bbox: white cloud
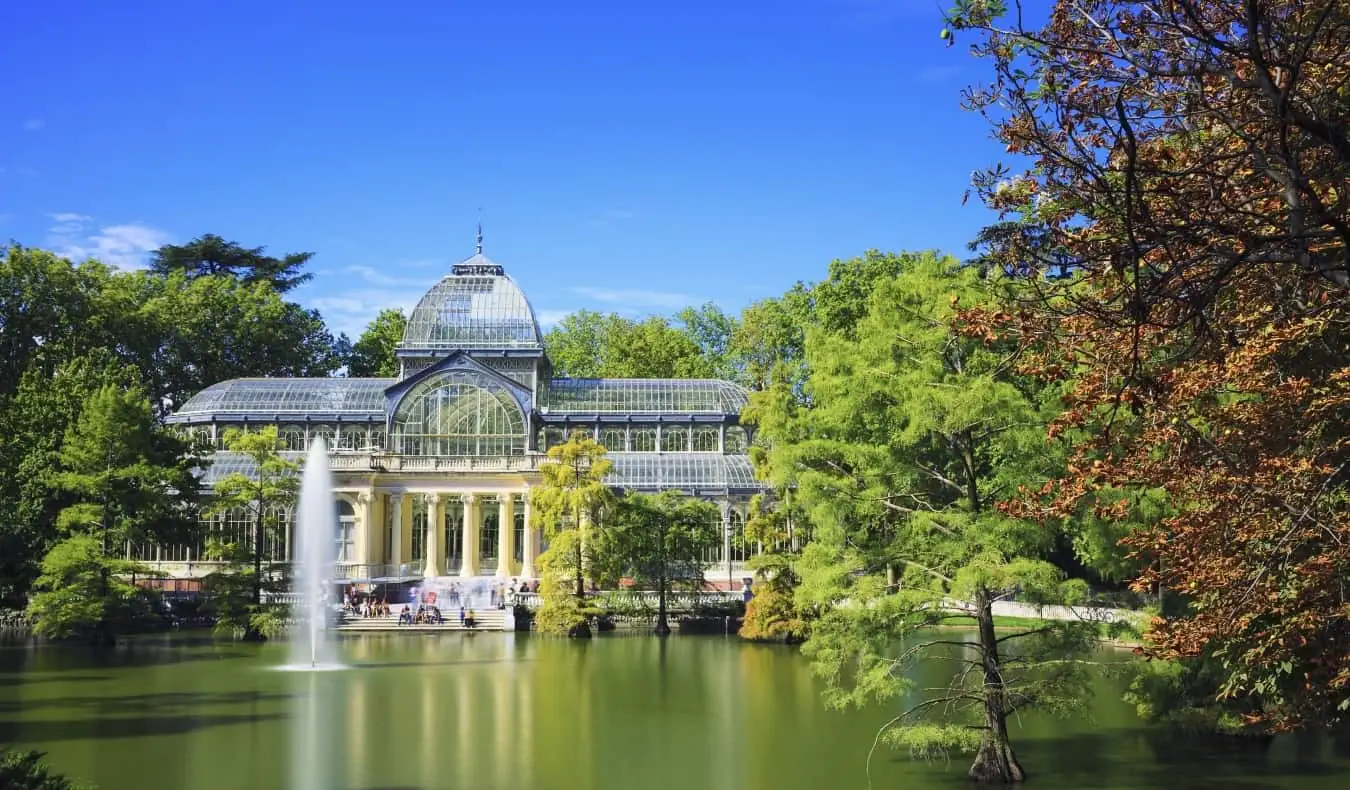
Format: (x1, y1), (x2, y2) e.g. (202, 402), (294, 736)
(569, 286), (700, 310)
(47, 213), (170, 270)
(533, 309), (574, 328)
(340, 265), (433, 288)
(22, 119), (44, 132)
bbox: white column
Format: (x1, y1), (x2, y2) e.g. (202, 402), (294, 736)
(356, 491), (374, 566)
(520, 491), (537, 579)
(460, 494), (481, 577)
(720, 499), (733, 591)
(390, 493), (404, 571)
(497, 493), (515, 578)
(425, 493), (443, 577)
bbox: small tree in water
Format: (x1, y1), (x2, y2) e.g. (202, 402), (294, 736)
(529, 432), (613, 637)
(753, 252), (1104, 782)
(203, 426), (298, 641)
(607, 491), (719, 635)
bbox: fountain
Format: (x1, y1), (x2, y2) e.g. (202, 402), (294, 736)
(285, 438), (343, 671)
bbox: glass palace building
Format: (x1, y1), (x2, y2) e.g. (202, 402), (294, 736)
(155, 244), (765, 587)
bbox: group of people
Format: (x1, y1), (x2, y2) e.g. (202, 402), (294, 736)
(397, 603), (477, 628)
(343, 593), (389, 618)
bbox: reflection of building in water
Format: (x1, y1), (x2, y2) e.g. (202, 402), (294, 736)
(147, 233), (767, 588)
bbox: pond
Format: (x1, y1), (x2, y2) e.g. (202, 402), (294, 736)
(1, 632), (1347, 790)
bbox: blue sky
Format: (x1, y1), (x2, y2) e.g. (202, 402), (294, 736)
(1, 0), (1033, 339)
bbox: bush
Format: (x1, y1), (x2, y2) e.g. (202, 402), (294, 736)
(739, 587), (807, 643)
(0, 750), (94, 790)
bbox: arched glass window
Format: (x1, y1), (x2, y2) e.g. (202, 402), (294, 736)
(542, 427), (565, 451)
(728, 510), (750, 562)
(629, 426), (656, 452)
(337, 426), (362, 451)
(336, 500), (356, 562)
(692, 426), (720, 452)
(279, 426), (306, 452)
(311, 425), (336, 451)
(444, 499), (464, 567)
(661, 426), (689, 452)
(725, 426), (748, 454)
(599, 427), (626, 453)
(367, 428), (385, 451)
(391, 371), (526, 456)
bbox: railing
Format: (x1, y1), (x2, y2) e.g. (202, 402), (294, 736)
(332, 562), (425, 580)
(327, 454), (544, 473)
(512, 589), (742, 612)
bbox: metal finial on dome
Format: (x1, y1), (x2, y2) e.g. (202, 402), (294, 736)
(475, 219), (483, 255)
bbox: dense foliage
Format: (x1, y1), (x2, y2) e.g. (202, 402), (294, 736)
(0, 750), (93, 790)
(950, 0), (1350, 730)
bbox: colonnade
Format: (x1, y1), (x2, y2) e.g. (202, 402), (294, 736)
(350, 490), (539, 580)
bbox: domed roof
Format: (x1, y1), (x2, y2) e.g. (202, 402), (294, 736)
(400, 246), (544, 352)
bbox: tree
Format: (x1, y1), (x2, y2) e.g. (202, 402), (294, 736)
(544, 310), (615, 378)
(529, 432), (614, 637)
(608, 491), (720, 635)
(0, 750), (93, 790)
(949, 0), (1350, 729)
(25, 381), (200, 643)
(345, 308), (406, 377)
(675, 303), (741, 381)
(149, 233), (314, 292)
(544, 311), (717, 379)
(0, 246), (342, 606)
(730, 285), (811, 392)
(140, 273), (342, 412)
(204, 426), (299, 641)
(737, 492), (809, 643)
(755, 252), (1097, 783)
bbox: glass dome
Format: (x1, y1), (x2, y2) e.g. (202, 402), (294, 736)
(400, 253), (544, 351)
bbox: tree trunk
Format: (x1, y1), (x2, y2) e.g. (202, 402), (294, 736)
(654, 574), (671, 636)
(969, 587), (1026, 784)
(244, 502), (266, 642)
(253, 504), (264, 607)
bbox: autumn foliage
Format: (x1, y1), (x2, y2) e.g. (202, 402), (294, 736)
(950, 0), (1350, 728)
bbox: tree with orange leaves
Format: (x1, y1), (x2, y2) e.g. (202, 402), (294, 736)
(948, 0), (1350, 730)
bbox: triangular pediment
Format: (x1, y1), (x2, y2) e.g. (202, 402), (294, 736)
(383, 351), (534, 418)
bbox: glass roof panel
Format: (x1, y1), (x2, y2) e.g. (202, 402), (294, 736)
(197, 451), (764, 491)
(605, 453), (763, 491)
(171, 378), (393, 420)
(401, 257), (544, 350)
(544, 379), (749, 415)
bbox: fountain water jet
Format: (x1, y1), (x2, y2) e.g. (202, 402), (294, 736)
(282, 438), (343, 671)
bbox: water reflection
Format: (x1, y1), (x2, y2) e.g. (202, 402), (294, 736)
(1, 633), (1349, 790)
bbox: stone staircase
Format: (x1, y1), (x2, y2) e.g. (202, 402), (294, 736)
(335, 609), (509, 633)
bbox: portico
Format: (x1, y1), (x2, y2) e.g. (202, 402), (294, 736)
(340, 487), (539, 583)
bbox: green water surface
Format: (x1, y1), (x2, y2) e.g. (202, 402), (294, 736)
(1, 632), (1347, 790)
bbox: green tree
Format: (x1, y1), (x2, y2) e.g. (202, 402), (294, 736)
(345, 308), (407, 377)
(738, 492), (808, 643)
(544, 311), (717, 379)
(204, 426), (299, 641)
(607, 491), (720, 635)
(0, 245), (342, 606)
(0, 750), (93, 790)
(675, 303), (740, 381)
(141, 273), (341, 412)
(543, 310), (615, 378)
(149, 233), (314, 292)
(529, 432), (614, 637)
(730, 285), (811, 393)
(25, 381), (199, 643)
(756, 252), (1097, 783)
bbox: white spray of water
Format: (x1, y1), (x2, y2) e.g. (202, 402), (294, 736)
(288, 438), (342, 670)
